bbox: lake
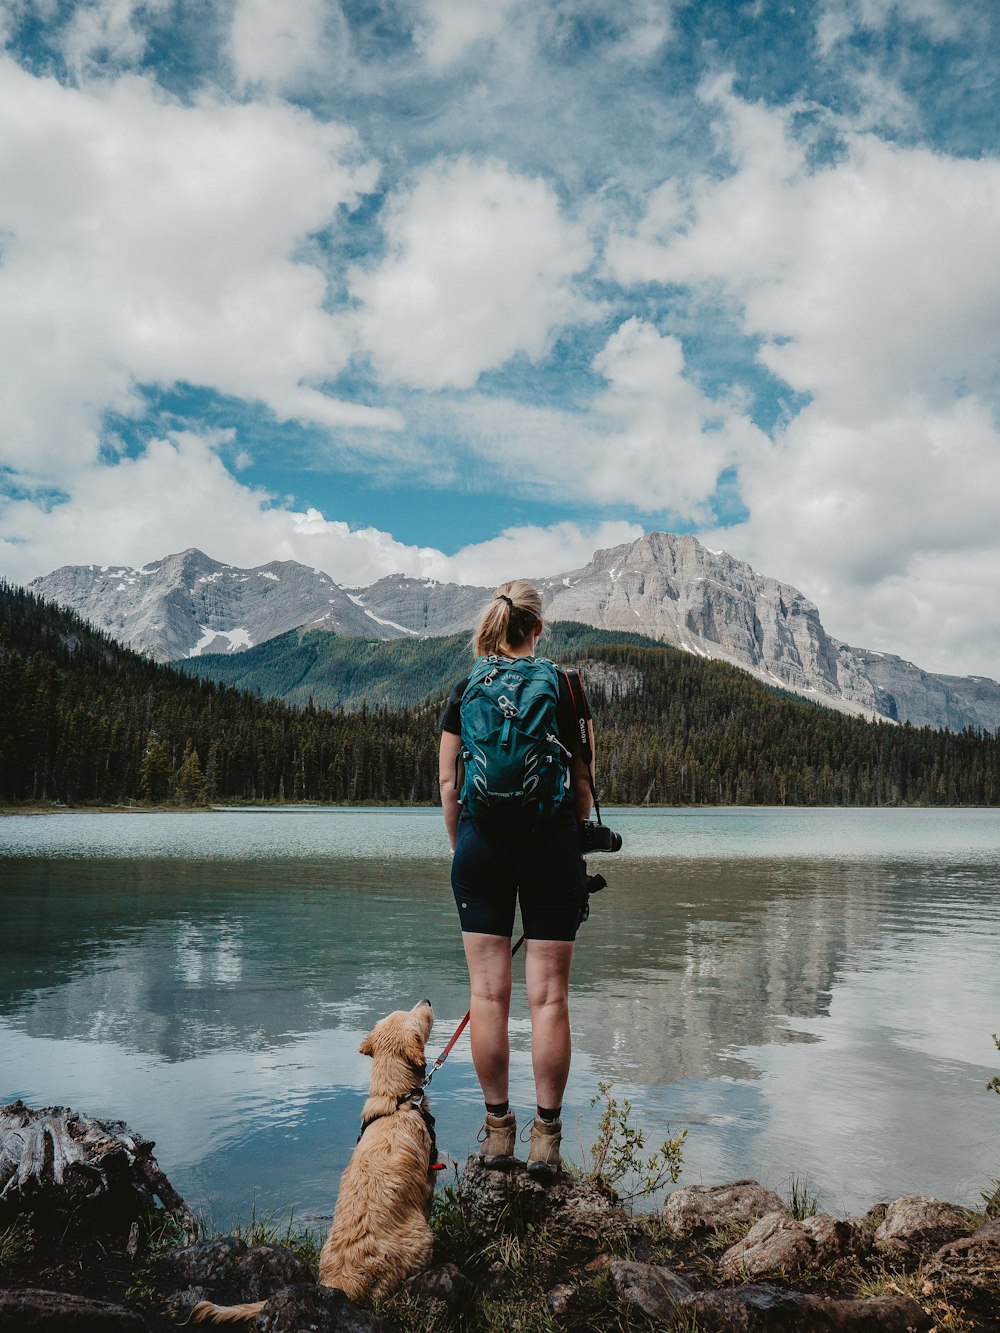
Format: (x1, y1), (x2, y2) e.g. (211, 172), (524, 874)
(2, 806), (999, 1228)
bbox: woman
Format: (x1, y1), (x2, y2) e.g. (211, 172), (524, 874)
(438, 579), (596, 1178)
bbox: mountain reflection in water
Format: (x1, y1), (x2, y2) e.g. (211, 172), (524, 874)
(2, 807), (998, 1221)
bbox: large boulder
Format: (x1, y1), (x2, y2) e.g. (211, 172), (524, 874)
(150, 1235), (248, 1292)
(608, 1259), (695, 1321)
(255, 1284), (388, 1333)
(719, 1212), (870, 1277)
(0, 1288), (147, 1330)
(664, 1180), (787, 1234)
(152, 1238), (313, 1320)
(402, 1262), (471, 1311)
(924, 1215), (1000, 1294)
(456, 1157), (630, 1254)
(874, 1196), (970, 1259)
(688, 1285), (933, 1332)
(229, 1244), (314, 1299)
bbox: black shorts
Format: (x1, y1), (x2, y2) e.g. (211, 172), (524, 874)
(451, 808), (588, 942)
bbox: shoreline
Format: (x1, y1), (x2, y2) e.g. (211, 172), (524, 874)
(5, 799), (1000, 818)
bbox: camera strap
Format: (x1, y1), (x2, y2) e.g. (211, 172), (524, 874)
(562, 668), (602, 825)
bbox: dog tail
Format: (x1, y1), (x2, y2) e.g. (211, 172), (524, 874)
(188, 1298), (266, 1323)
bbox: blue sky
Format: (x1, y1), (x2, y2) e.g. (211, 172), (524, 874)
(0, 0), (999, 674)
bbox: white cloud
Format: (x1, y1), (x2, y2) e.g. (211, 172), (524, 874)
(441, 519), (645, 586)
(351, 156), (593, 389)
(0, 429), (639, 592)
(608, 83), (1000, 675)
(412, 0), (520, 70)
(56, 0), (167, 77)
(841, 64), (919, 134)
(712, 396), (1000, 674)
(816, 0), (964, 55)
(610, 84), (1000, 423)
(228, 0), (351, 91)
(0, 57), (393, 486)
(433, 318), (767, 520)
(0, 431), (442, 586)
(411, 0), (675, 70)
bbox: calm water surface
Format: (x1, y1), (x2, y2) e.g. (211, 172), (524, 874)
(2, 807), (999, 1225)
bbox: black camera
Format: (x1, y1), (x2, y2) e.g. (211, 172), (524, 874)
(578, 820), (623, 854)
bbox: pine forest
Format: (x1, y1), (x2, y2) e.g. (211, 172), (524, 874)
(1, 580), (998, 809)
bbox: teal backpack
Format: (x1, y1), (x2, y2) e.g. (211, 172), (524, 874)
(459, 655), (571, 829)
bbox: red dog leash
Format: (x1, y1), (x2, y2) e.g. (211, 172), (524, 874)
(423, 934), (526, 1091)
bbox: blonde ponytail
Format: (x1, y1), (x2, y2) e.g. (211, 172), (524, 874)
(473, 579), (542, 658)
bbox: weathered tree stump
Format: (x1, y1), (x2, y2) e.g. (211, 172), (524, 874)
(0, 1100), (197, 1242)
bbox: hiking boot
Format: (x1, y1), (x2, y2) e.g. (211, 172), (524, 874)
(526, 1116), (561, 1180)
(478, 1111), (517, 1169)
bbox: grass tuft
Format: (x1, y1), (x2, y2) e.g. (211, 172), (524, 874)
(0, 1217), (35, 1274)
(853, 1263), (977, 1332)
(197, 1197), (322, 1271)
(785, 1175), (819, 1220)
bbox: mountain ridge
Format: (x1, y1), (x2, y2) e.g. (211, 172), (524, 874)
(29, 533), (1000, 732)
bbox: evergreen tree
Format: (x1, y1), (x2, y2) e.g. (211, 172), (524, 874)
(174, 741), (206, 806)
(139, 734), (173, 804)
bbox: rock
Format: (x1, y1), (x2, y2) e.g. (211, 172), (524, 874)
(828, 1296), (934, 1331)
(403, 1262), (471, 1310)
(483, 1258), (516, 1295)
(687, 1285), (815, 1331)
(688, 1285), (932, 1331)
(874, 1195), (970, 1258)
(228, 1244), (313, 1298)
(720, 1212), (869, 1277)
(256, 1283), (388, 1333)
(608, 1259), (694, 1321)
(0, 1287), (147, 1330)
(664, 1180), (788, 1234)
(160, 1286), (211, 1321)
(456, 1157), (630, 1255)
(584, 1252), (615, 1273)
(151, 1235), (248, 1290)
(545, 1282), (577, 1316)
(924, 1215), (1000, 1292)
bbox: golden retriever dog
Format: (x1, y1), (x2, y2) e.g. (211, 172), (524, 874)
(190, 999), (437, 1323)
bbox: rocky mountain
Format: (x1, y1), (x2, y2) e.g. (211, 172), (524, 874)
(345, 574), (492, 637)
(28, 549), (414, 662)
(358, 532), (1000, 732)
(29, 533), (1000, 732)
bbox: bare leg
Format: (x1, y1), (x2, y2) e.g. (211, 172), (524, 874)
(461, 932), (513, 1105)
(524, 939), (574, 1108)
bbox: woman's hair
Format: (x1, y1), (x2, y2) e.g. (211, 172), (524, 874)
(473, 579), (543, 658)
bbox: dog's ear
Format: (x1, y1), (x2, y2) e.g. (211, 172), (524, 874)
(359, 1030), (376, 1057)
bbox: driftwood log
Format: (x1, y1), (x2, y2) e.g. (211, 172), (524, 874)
(0, 1100), (198, 1242)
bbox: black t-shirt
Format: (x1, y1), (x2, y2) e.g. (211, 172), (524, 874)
(440, 660), (590, 756)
